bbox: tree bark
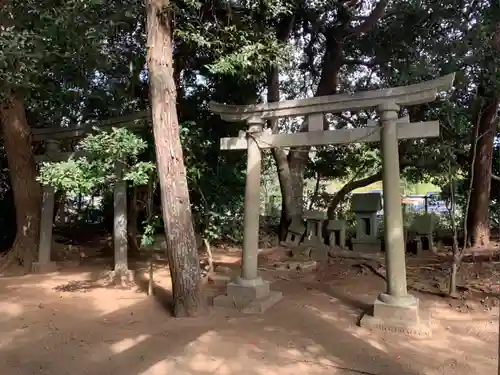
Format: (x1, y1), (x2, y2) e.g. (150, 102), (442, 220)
(327, 171), (383, 218)
(127, 185), (141, 257)
(466, 97), (498, 248)
(0, 94), (41, 272)
(146, 0), (205, 317)
(267, 66), (296, 240)
(466, 14), (500, 249)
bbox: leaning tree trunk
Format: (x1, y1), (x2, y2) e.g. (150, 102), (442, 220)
(146, 0), (205, 317)
(467, 97), (498, 248)
(0, 94), (41, 272)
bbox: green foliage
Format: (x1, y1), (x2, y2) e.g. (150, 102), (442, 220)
(174, 0), (293, 81)
(140, 215), (162, 248)
(38, 128), (155, 195)
(3, 0), (500, 246)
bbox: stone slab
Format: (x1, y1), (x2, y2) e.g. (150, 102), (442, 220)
(359, 295), (431, 338)
(273, 260), (317, 272)
(208, 273), (231, 286)
(291, 246), (312, 259)
(310, 248), (328, 261)
(327, 219), (346, 231)
(213, 291), (283, 314)
(303, 210), (327, 221)
(359, 309), (432, 338)
(412, 214), (436, 234)
(31, 261), (58, 273)
(226, 281), (270, 300)
(373, 297), (419, 323)
(351, 192), (382, 213)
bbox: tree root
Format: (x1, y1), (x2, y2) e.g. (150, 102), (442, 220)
(203, 238), (214, 274)
(0, 239), (35, 273)
(0, 247), (23, 271)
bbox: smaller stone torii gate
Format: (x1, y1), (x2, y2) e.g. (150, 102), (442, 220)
(31, 112), (148, 277)
(210, 73), (455, 335)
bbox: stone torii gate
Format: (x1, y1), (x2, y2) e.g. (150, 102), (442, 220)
(31, 112), (148, 277)
(210, 73), (455, 335)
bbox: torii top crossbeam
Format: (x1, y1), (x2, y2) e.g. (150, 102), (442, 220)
(209, 74), (455, 122)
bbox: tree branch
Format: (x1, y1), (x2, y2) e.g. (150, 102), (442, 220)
(347, 0), (388, 37)
(492, 174), (500, 181)
(326, 170), (382, 218)
(343, 58), (383, 67)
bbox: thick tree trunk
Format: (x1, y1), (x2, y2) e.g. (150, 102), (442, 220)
(467, 97), (498, 248)
(267, 67), (297, 240)
(284, 36), (344, 223)
(277, 2), (387, 233)
(146, 0), (204, 317)
(0, 94), (41, 271)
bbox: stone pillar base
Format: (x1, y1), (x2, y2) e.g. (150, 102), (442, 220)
(351, 238), (381, 253)
(31, 261), (58, 273)
(213, 278), (282, 313)
(359, 294), (431, 338)
(108, 269), (135, 286)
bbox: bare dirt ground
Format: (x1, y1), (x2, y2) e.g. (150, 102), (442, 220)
(0, 245), (498, 375)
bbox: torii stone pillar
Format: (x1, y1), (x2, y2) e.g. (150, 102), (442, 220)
(31, 139), (59, 273)
(32, 139), (60, 273)
(359, 103), (430, 337)
(112, 162), (131, 282)
(213, 119), (283, 312)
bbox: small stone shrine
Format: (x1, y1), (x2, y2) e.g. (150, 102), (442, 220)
(411, 214), (436, 255)
(303, 210), (326, 245)
(327, 219), (347, 250)
(303, 210), (329, 261)
(351, 192), (382, 253)
(282, 218), (306, 247)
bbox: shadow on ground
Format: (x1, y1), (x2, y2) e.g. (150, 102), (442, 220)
(0, 261), (497, 375)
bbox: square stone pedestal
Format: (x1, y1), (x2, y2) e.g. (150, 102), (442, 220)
(351, 238), (381, 254)
(213, 279), (282, 314)
(31, 261), (58, 273)
(359, 294), (431, 338)
(108, 269), (135, 286)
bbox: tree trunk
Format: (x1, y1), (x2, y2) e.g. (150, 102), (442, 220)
(0, 94), (41, 272)
(53, 190), (64, 224)
(127, 185), (141, 257)
(275, 2), (388, 234)
(467, 97), (498, 248)
(146, 0), (205, 317)
(327, 171), (383, 218)
(267, 66), (297, 240)
(284, 36), (344, 224)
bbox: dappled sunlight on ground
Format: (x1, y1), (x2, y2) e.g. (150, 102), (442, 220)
(0, 249), (498, 375)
